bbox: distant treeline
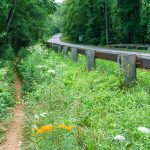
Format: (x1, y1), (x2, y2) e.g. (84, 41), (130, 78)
(61, 0), (150, 45)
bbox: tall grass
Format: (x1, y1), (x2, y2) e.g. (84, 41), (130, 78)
(0, 60), (14, 143)
(19, 44), (150, 150)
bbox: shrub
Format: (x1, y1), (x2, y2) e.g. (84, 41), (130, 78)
(0, 60), (14, 121)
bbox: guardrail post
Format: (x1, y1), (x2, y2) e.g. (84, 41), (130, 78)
(48, 43), (52, 48)
(148, 47), (150, 50)
(51, 44), (55, 50)
(71, 48), (78, 62)
(135, 45), (138, 49)
(86, 51), (95, 71)
(55, 44), (59, 52)
(63, 46), (69, 57)
(58, 45), (62, 53)
(118, 54), (136, 84)
(52, 44), (57, 52)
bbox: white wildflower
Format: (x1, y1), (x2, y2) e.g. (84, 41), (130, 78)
(40, 113), (47, 118)
(0, 68), (8, 76)
(34, 114), (39, 120)
(32, 125), (37, 129)
(36, 65), (43, 69)
(36, 65), (47, 69)
(40, 114), (45, 117)
(18, 141), (22, 147)
(48, 69), (56, 74)
(138, 127), (150, 134)
(114, 135), (125, 142)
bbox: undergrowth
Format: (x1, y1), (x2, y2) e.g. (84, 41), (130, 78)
(0, 60), (14, 144)
(18, 44), (150, 150)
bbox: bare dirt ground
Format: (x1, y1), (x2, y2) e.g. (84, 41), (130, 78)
(0, 74), (24, 150)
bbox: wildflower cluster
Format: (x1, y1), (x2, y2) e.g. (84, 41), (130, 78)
(33, 124), (75, 136)
(34, 125), (54, 134)
(137, 127), (150, 134)
(36, 65), (47, 69)
(114, 126), (150, 142)
(58, 124), (74, 131)
(34, 113), (47, 120)
(48, 69), (56, 75)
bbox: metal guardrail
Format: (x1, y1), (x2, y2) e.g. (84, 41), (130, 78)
(109, 44), (150, 50)
(44, 41), (150, 85)
(45, 42), (150, 69)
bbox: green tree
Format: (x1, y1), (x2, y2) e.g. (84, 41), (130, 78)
(0, 0), (56, 56)
(140, 0), (150, 43)
(117, 0), (141, 43)
(61, 0), (106, 45)
(61, 0), (149, 45)
(0, 0), (11, 39)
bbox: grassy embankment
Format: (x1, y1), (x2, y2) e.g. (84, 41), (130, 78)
(0, 60), (14, 144)
(18, 44), (150, 149)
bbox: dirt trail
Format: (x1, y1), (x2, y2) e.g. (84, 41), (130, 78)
(0, 73), (24, 150)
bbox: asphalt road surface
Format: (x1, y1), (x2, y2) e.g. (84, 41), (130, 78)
(48, 34), (150, 59)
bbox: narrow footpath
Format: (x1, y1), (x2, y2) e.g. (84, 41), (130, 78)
(0, 69), (24, 150)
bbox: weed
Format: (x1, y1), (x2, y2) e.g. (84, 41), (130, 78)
(19, 44), (150, 150)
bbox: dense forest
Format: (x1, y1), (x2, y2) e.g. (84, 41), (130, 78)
(0, 0), (56, 57)
(1, 0), (150, 58)
(61, 0), (150, 45)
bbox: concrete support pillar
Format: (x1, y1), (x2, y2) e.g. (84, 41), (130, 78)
(63, 46), (69, 57)
(118, 54), (136, 84)
(86, 51), (96, 71)
(71, 48), (78, 62)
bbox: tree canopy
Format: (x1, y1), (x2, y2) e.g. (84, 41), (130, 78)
(0, 0), (149, 58)
(61, 0), (150, 45)
(0, 0), (56, 56)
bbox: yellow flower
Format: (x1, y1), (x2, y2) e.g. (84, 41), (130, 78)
(65, 126), (74, 131)
(35, 125), (54, 134)
(58, 124), (66, 129)
(34, 127), (39, 131)
(40, 125), (53, 132)
(58, 124), (74, 131)
(37, 129), (43, 134)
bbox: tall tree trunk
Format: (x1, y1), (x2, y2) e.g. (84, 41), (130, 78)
(5, 0), (16, 32)
(105, 0), (109, 45)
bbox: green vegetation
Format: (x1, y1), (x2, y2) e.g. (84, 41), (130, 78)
(0, 60), (14, 143)
(60, 35), (77, 44)
(0, 0), (149, 149)
(61, 0), (150, 45)
(0, 0), (57, 56)
(1, 0), (149, 53)
(18, 45), (150, 149)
